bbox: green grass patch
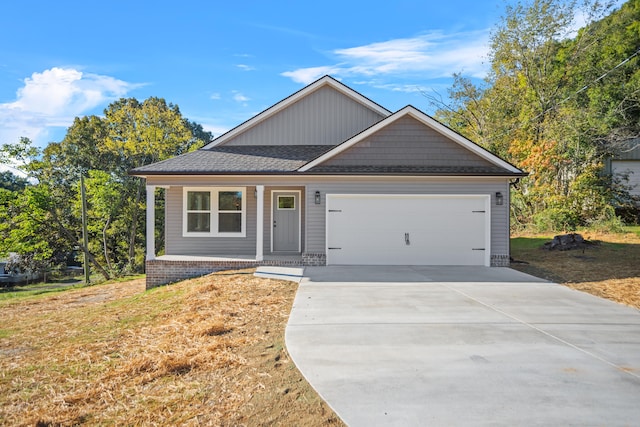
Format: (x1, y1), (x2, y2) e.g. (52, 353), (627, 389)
(625, 225), (640, 237)
(510, 236), (550, 251)
(0, 274), (145, 303)
(0, 284), (83, 303)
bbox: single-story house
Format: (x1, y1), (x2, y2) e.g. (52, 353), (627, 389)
(132, 76), (527, 288)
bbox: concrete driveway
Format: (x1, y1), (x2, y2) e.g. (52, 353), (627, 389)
(285, 266), (640, 426)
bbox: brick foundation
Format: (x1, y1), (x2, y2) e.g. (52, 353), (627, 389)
(301, 252), (327, 266)
(145, 256), (315, 289)
(491, 254), (510, 267)
(146, 253), (509, 289)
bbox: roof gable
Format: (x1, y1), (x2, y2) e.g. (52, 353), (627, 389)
(299, 106), (524, 175)
(203, 76), (390, 148)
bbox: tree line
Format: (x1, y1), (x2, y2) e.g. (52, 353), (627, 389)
(431, 0), (640, 230)
(0, 98), (211, 280)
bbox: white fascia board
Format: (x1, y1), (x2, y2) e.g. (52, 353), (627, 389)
(203, 76), (391, 149)
(299, 105), (523, 174)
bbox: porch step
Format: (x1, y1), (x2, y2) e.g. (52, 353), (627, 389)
(254, 266), (305, 283)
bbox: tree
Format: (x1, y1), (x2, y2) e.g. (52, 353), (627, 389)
(0, 97), (211, 278)
(433, 0), (638, 230)
(0, 171), (28, 191)
(102, 97), (206, 271)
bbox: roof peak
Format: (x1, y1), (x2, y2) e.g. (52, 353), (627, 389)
(203, 75), (391, 149)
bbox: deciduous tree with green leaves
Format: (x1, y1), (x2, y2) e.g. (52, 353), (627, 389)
(0, 97), (211, 280)
(434, 0), (640, 230)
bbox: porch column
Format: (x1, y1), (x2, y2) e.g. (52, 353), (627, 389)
(256, 185), (264, 261)
(146, 185), (155, 261)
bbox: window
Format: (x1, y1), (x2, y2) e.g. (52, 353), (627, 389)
(218, 191), (243, 232)
(277, 195), (295, 210)
(183, 187), (246, 237)
(186, 191), (211, 232)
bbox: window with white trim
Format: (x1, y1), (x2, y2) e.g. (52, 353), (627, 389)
(183, 187), (246, 237)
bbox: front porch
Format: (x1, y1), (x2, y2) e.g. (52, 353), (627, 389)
(145, 254), (313, 289)
(144, 184), (325, 288)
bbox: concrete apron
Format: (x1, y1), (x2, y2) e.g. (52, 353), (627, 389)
(285, 266), (640, 427)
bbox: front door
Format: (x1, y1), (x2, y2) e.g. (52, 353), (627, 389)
(273, 192), (300, 252)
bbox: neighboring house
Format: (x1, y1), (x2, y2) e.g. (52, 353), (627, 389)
(132, 76), (527, 288)
(605, 138), (640, 198)
(0, 257), (41, 286)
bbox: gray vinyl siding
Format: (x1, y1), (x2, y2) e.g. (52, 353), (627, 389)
(305, 178), (510, 259)
(153, 176), (511, 260)
(323, 116), (496, 168)
(165, 186), (257, 256)
(223, 86), (385, 146)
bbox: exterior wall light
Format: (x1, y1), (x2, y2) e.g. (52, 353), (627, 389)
(495, 191), (504, 205)
(315, 191), (321, 204)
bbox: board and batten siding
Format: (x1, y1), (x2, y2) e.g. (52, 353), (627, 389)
(223, 86), (385, 146)
(165, 186), (257, 256)
(305, 179), (511, 261)
(322, 116), (496, 168)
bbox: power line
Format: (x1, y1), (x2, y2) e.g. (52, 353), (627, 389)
(486, 46), (640, 143)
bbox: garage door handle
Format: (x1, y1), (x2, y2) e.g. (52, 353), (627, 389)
(405, 233), (410, 245)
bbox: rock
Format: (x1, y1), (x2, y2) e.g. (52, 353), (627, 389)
(543, 233), (595, 251)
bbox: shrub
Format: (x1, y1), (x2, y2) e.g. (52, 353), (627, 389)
(532, 207), (580, 232)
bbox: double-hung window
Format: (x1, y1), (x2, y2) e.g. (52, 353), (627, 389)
(183, 187), (246, 237)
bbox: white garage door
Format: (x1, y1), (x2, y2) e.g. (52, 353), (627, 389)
(326, 194), (490, 266)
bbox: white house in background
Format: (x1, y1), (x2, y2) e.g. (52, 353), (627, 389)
(607, 138), (640, 198)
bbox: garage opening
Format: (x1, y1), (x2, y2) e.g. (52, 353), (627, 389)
(326, 194), (490, 266)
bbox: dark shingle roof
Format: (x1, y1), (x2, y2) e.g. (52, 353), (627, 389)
(131, 145), (333, 175)
(131, 144), (526, 177)
(303, 165), (525, 176)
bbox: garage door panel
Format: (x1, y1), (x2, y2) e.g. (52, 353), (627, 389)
(326, 195), (489, 266)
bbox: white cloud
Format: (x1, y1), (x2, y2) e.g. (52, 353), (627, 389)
(0, 163), (28, 178)
(281, 66), (343, 85)
(210, 92), (221, 100)
(236, 64), (255, 71)
(201, 123), (231, 139)
(233, 92), (250, 103)
(281, 31), (491, 85)
(0, 67), (139, 147)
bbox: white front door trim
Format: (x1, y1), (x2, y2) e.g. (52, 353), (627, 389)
(270, 190), (302, 253)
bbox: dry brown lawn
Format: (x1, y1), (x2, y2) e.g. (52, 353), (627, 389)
(510, 230), (640, 309)
(0, 271), (344, 426)
(2, 231), (638, 425)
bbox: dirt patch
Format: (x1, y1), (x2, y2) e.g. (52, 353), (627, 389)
(0, 272), (344, 426)
(511, 231), (640, 309)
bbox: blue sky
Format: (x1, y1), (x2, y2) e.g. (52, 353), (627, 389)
(0, 0), (552, 154)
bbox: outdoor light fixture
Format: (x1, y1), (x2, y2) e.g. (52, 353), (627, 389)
(495, 191), (504, 205)
(315, 191), (321, 204)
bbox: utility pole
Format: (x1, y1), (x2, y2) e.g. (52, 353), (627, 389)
(80, 174), (90, 284)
